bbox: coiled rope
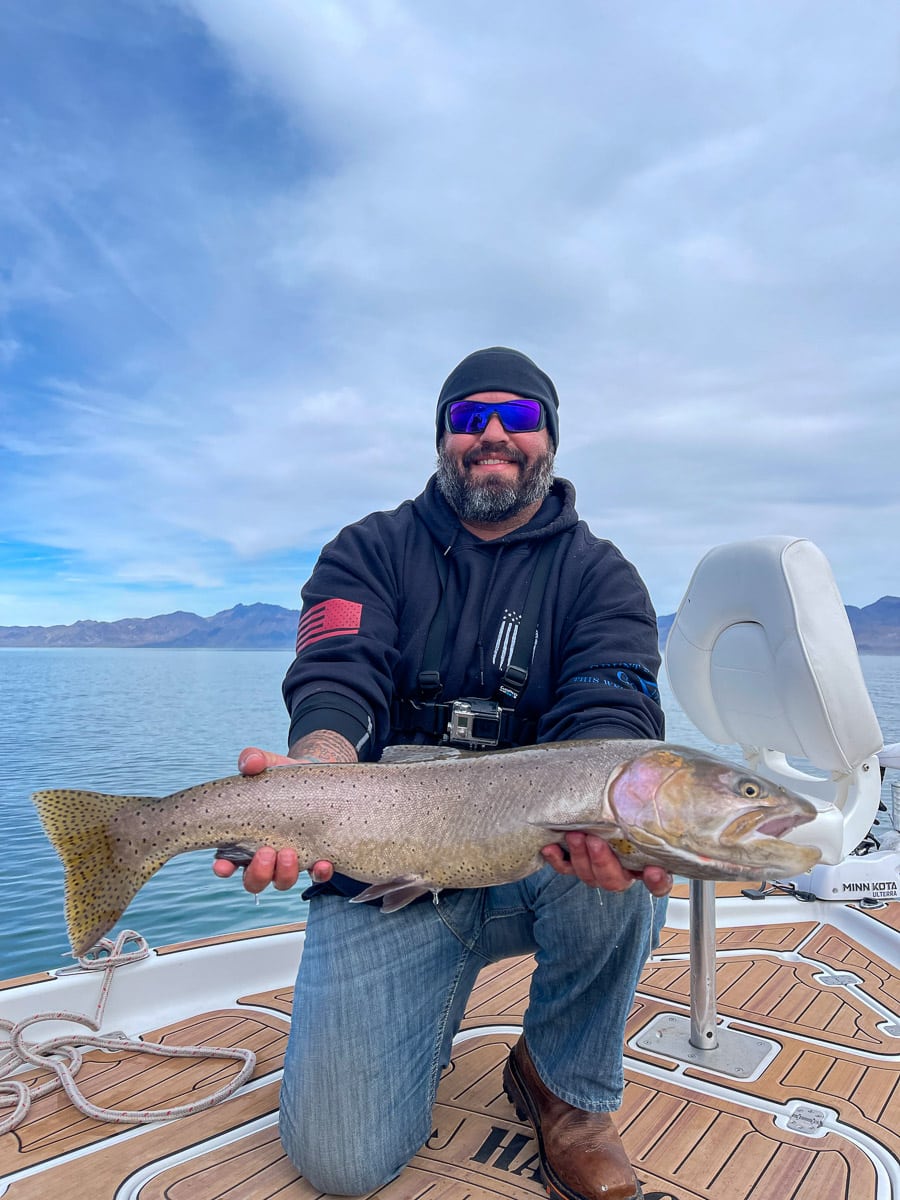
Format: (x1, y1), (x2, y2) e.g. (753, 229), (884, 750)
(0, 931), (257, 1134)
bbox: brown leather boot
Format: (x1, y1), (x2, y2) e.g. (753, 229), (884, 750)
(502, 1037), (643, 1200)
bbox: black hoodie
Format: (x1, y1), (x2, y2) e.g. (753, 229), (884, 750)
(282, 475), (664, 760)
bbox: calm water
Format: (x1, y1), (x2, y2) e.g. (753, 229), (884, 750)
(1, 649), (898, 979)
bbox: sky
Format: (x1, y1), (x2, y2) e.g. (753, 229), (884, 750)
(1, 0), (898, 628)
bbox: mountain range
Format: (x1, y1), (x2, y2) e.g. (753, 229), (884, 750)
(1, 597), (899, 653)
(0, 603), (298, 649)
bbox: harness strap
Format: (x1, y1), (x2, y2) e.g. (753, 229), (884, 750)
(399, 536), (558, 746)
(497, 538), (556, 702)
(416, 544), (450, 699)
(416, 537), (557, 703)
(390, 698), (537, 747)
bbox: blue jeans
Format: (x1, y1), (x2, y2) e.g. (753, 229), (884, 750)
(279, 867), (667, 1195)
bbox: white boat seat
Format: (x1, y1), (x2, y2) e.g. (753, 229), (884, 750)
(665, 535), (884, 865)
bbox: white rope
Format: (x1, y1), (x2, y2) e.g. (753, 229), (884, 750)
(0, 930), (257, 1134)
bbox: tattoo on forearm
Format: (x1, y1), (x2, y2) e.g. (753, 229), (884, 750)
(290, 730), (358, 763)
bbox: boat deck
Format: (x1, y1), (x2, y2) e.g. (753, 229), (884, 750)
(2, 887), (899, 1199)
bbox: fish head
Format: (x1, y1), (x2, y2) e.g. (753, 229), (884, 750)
(607, 745), (822, 878)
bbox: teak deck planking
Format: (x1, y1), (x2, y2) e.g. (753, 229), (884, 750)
(2, 899), (898, 1200)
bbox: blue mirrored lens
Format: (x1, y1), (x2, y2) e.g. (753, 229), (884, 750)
(447, 399), (544, 434)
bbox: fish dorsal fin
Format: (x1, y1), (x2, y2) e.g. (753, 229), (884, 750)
(378, 744), (469, 764)
(350, 876), (438, 910)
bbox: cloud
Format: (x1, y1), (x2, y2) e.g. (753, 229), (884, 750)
(1, 0), (898, 625)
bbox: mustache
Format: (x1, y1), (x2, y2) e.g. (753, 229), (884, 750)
(462, 443), (526, 468)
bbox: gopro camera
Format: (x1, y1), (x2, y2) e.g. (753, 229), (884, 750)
(446, 698), (503, 747)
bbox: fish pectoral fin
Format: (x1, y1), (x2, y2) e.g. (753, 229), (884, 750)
(536, 822), (651, 866)
(536, 820), (621, 838)
(350, 876), (438, 911)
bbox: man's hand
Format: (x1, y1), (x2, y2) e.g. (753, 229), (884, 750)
(542, 833), (673, 898)
(212, 743), (339, 893)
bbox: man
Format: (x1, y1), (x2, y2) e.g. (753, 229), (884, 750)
(216, 347), (670, 1200)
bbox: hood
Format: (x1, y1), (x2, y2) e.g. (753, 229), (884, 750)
(413, 474), (579, 553)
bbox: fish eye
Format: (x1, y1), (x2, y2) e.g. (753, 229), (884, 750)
(737, 778), (763, 799)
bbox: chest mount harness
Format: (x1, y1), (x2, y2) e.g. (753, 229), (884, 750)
(391, 538), (557, 749)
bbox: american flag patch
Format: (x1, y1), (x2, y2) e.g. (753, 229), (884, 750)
(296, 598), (363, 654)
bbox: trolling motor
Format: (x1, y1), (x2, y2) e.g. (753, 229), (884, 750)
(778, 742), (900, 904)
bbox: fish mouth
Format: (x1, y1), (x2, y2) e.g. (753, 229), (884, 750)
(721, 806), (814, 843)
(756, 813), (810, 838)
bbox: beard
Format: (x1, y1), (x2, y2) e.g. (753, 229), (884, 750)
(435, 441), (556, 524)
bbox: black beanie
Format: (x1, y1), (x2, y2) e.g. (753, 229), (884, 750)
(436, 346), (560, 447)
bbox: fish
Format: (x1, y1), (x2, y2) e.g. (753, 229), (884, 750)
(31, 739), (823, 957)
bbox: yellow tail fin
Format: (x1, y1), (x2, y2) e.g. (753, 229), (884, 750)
(32, 788), (164, 957)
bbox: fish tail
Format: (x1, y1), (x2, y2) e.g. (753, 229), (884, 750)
(32, 787), (161, 958)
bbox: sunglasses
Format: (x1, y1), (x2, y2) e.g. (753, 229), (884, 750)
(445, 398), (546, 435)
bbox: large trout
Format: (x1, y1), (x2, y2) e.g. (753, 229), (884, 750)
(33, 739), (822, 956)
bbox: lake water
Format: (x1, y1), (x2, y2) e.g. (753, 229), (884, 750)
(1, 648), (898, 980)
